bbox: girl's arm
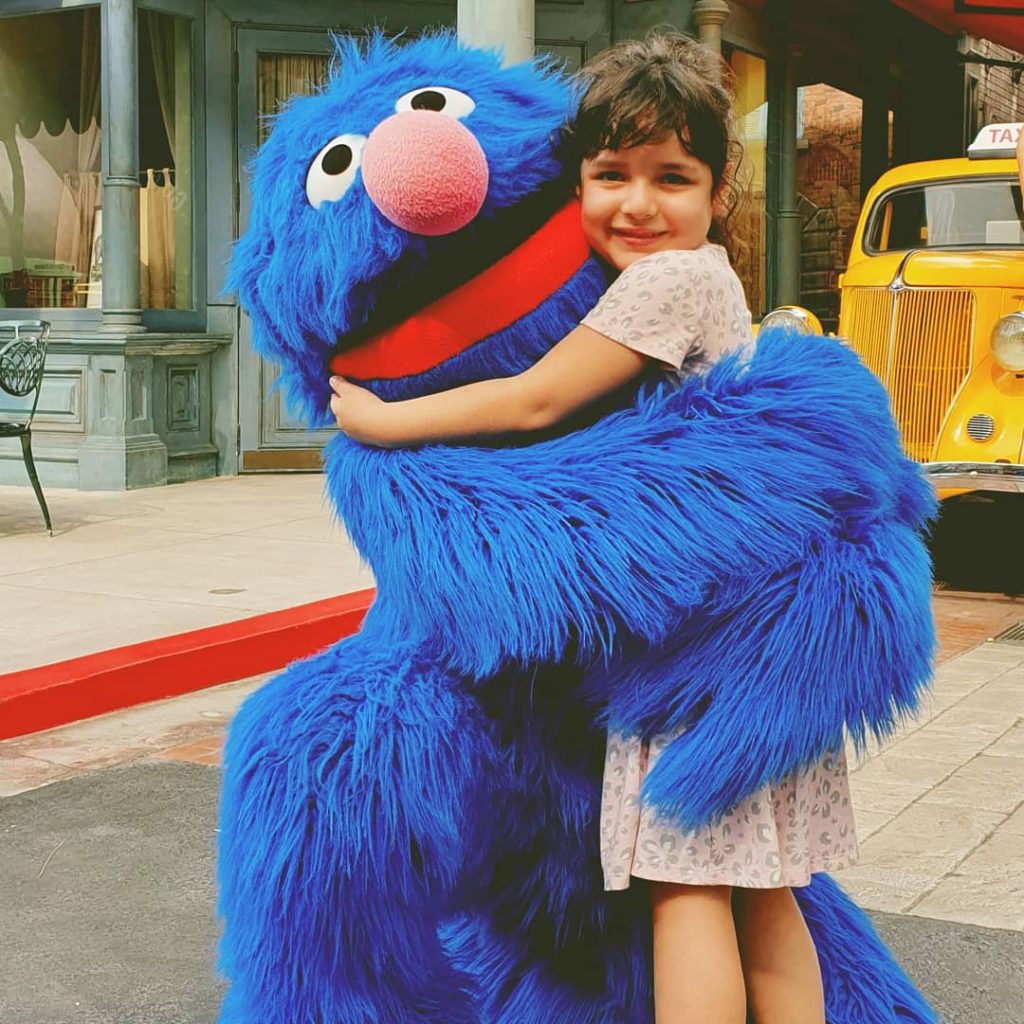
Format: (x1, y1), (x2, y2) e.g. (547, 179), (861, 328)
(330, 324), (650, 447)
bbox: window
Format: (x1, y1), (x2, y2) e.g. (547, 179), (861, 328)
(138, 8), (193, 310)
(866, 178), (1024, 252)
(256, 51), (330, 147)
(0, 7), (101, 310)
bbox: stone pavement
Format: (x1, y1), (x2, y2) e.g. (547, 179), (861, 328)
(0, 476), (1018, 674)
(836, 641), (1024, 932)
(2, 629), (1021, 930)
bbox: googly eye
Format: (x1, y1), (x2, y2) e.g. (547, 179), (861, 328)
(305, 133), (367, 209)
(395, 87), (476, 120)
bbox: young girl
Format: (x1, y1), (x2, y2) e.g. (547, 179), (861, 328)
(330, 32), (858, 1024)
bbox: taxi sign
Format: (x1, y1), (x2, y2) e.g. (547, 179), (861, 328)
(968, 122), (1023, 160)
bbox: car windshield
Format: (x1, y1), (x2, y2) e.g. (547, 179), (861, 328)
(867, 177), (1024, 252)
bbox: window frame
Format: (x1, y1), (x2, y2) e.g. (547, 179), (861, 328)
(0, 2), (102, 328)
(862, 173), (1024, 255)
(1, 0), (98, 15)
(0, 0), (206, 330)
(138, 0), (206, 330)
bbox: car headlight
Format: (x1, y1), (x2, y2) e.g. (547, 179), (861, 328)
(992, 312), (1024, 372)
(758, 306), (823, 336)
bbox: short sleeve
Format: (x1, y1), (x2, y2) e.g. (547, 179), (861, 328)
(581, 249), (723, 370)
(581, 250), (708, 370)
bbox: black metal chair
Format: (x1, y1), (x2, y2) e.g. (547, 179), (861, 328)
(0, 319), (53, 534)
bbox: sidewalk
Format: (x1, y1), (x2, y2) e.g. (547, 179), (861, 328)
(836, 641), (1024, 931)
(0, 475), (374, 673)
(2, 638), (1022, 928)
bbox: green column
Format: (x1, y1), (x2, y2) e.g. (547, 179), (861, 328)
(766, 0), (801, 309)
(776, 46), (802, 307)
(79, 0), (168, 487)
(100, 0), (143, 332)
(457, 0), (534, 66)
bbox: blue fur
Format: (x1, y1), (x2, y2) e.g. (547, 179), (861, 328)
(221, 31), (938, 1023)
(796, 876), (940, 1022)
(328, 331), (935, 682)
(218, 625), (485, 1022)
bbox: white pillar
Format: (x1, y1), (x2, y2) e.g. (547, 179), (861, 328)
(693, 0), (731, 54)
(457, 0), (534, 67)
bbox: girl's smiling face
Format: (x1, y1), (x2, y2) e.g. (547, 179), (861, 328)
(579, 132), (716, 271)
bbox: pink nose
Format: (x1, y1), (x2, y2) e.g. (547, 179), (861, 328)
(361, 111), (489, 236)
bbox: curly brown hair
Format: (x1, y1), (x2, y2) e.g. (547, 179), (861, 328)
(558, 31), (743, 254)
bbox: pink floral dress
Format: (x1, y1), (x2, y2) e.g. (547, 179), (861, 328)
(581, 245), (860, 891)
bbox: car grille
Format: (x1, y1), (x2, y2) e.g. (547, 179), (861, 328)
(841, 287), (974, 461)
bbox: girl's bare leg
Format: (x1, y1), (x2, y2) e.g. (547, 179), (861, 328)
(650, 882), (746, 1024)
(733, 886), (826, 1024)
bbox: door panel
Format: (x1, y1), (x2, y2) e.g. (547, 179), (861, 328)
(236, 29), (335, 468)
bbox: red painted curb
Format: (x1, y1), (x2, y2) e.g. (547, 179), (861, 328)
(0, 588), (376, 742)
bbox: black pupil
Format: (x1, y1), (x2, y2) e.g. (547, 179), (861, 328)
(411, 90), (446, 112)
(322, 144), (353, 175)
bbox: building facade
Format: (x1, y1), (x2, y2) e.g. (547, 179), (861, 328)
(1, 0), (1021, 488)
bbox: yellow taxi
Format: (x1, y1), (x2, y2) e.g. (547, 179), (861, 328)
(762, 123), (1024, 499)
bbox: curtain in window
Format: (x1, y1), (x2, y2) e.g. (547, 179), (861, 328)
(141, 10), (193, 309)
(142, 12), (176, 309)
(148, 14), (177, 161)
(53, 7), (100, 284)
(140, 168), (175, 308)
(256, 54), (330, 146)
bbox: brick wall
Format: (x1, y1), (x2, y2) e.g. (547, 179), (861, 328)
(964, 37), (1024, 139)
(796, 84), (868, 330)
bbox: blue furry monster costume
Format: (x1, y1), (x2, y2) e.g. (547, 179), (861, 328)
(220, 33), (939, 1024)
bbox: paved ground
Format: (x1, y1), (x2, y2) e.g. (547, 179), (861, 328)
(2, 475), (1023, 1021)
(0, 476), (373, 673)
(1, 753), (1021, 1024)
(835, 643), (1024, 931)
(1, 638), (1022, 1022)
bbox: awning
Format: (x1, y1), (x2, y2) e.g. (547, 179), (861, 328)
(891, 0), (1024, 54)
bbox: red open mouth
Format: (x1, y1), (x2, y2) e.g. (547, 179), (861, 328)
(329, 201), (591, 381)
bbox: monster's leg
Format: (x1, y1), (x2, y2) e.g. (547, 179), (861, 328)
(794, 874), (937, 1023)
(216, 622), (488, 1023)
(447, 667), (653, 1024)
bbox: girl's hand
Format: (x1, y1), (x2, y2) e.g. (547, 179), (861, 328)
(329, 376), (391, 446)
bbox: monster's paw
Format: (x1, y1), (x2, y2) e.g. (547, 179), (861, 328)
(217, 630), (488, 1022)
(622, 523), (935, 832)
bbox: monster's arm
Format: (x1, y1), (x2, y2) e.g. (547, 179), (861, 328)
(329, 331), (937, 833)
(330, 324), (650, 447)
(331, 331), (927, 671)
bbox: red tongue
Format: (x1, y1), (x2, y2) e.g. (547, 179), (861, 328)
(330, 201), (590, 381)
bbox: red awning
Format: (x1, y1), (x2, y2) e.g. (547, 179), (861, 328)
(891, 0), (1024, 53)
